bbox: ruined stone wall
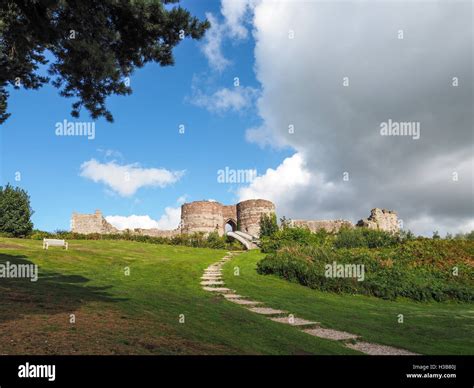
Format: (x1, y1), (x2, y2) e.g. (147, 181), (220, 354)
(236, 199), (275, 237)
(181, 201), (225, 236)
(71, 210), (119, 234)
(357, 208), (399, 234)
(290, 219), (353, 233)
(72, 200), (276, 238)
(72, 202), (399, 241)
(131, 229), (180, 238)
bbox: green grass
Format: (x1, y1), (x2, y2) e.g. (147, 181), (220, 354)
(0, 237), (357, 355)
(223, 250), (474, 355)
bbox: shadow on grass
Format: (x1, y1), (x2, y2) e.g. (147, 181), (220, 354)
(0, 254), (127, 323)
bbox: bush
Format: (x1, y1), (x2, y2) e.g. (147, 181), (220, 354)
(27, 229), (243, 250)
(30, 230), (53, 240)
(206, 232), (226, 249)
(260, 227), (333, 253)
(257, 240), (474, 302)
(259, 213), (279, 238)
(454, 230), (474, 240)
(0, 184), (34, 237)
(334, 227), (399, 249)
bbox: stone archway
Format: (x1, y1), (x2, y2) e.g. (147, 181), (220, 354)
(224, 219), (237, 234)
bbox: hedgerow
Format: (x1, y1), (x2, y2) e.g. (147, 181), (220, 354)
(257, 240), (474, 302)
(29, 230), (242, 250)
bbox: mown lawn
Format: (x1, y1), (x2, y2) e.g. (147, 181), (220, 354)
(223, 250), (474, 355)
(0, 237), (358, 355)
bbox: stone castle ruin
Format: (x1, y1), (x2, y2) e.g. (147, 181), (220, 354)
(71, 199), (276, 238)
(289, 209), (400, 234)
(71, 199), (400, 247)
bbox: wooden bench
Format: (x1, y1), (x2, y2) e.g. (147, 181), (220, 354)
(43, 238), (68, 250)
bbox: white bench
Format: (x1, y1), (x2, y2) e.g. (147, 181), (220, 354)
(43, 238), (68, 250)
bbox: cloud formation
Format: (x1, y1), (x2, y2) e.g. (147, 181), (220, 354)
(105, 196), (186, 230)
(80, 159), (184, 197)
(235, 0), (473, 235)
(106, 206), (181, 231)
(201, 12), (231, 72)
(191, 85), (258, 113)
(201, 0), (256, 71)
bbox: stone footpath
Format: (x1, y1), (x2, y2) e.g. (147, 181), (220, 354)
(201, 253), (419, 356)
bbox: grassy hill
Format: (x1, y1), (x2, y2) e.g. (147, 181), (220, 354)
(0, 237), (471, 355)
(0, 238), (356, 355)
(224, 250), (474, 355)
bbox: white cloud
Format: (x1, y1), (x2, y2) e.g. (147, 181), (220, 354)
(154, 206), (182, 229)
(221, 0), (256, 39)
(106, 215), (160, 230)
(191, 85), (258, 113)
(79, 159), (184, 197)
(201, 1), (257, 70)
(201, 13), (231, 72)
(238, 153), (310, 203)
(106, 198), (185, 230)
(236, 1), (473, 235)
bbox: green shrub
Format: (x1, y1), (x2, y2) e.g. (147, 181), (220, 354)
(27, 230), (243, 250)
(30, 230), (53, 240)
(257, 240), (474, 302)
(206, 232), (227, 249)
(334, 227), (399, 249)
(259, 213), (279, 238)
(454, 230), (474, 240)
(260, 227), (333, 253)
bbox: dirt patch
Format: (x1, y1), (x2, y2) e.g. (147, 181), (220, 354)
(0, 243), (27, 249)
(0, 303), (229, 355)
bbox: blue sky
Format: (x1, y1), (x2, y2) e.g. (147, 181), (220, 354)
(0, 0), (291, 232)
(1, 0), (472, 236)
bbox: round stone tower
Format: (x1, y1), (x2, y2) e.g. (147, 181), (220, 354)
(236, 199), (276, 237)
(181, 201), (225, 236)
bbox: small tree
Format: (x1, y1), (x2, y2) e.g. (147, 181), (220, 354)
(259, 213), (278, 237)
(0, 184), (34, 236)
(280, 216), (292, 229)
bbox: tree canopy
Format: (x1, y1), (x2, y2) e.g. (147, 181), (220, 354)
(0, 0), (209, 124)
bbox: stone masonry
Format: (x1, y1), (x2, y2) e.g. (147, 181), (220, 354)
(71, 210), (119, 234)
(71, 202), (399, 238)
(356, 208), (399, 234)
(289, 219), (354, 233)
(71, 199), (274, 237)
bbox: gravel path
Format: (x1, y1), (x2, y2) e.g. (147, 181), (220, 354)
(201, 254), (420, 356)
